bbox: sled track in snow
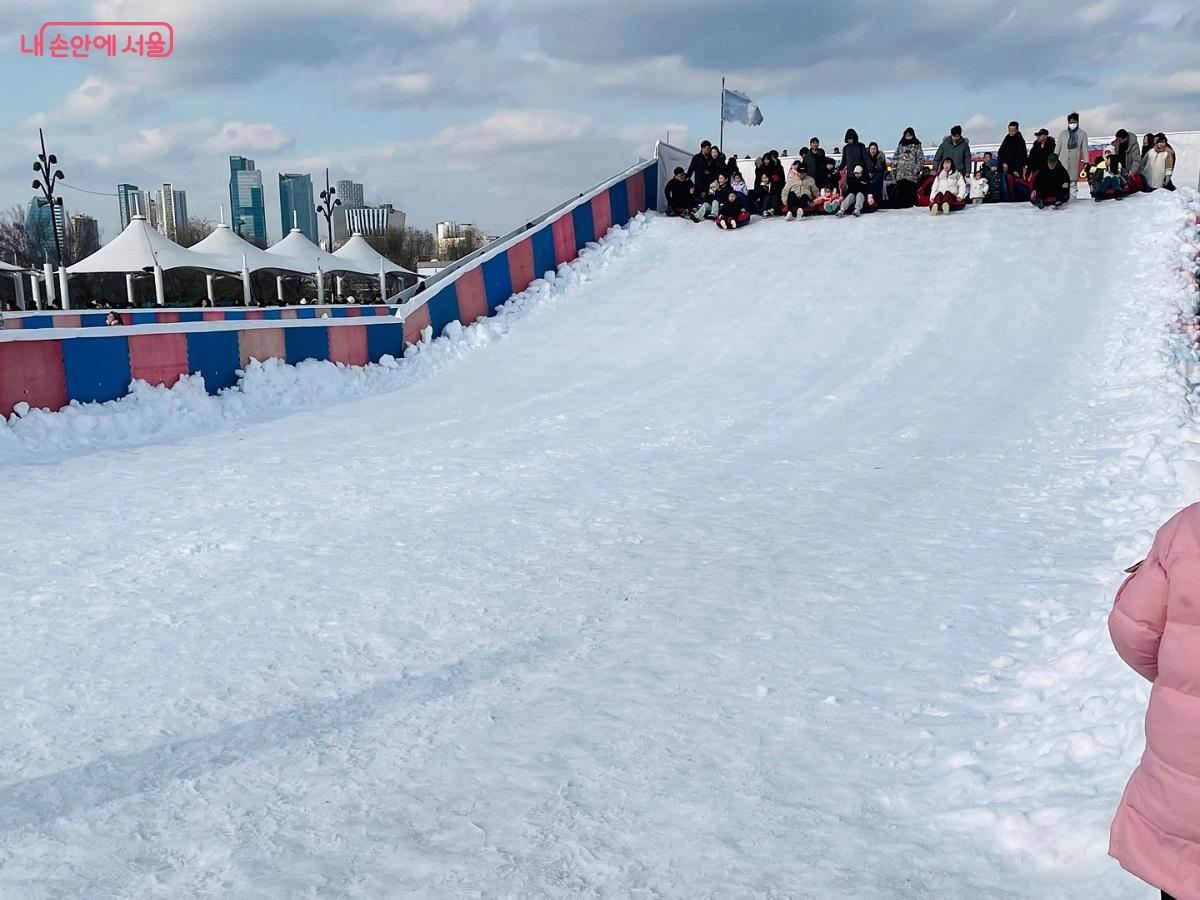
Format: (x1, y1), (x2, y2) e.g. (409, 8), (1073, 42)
(1, 190), (1199, 898)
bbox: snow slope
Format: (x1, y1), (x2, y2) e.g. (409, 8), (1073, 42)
(1, 191), (1198, 898)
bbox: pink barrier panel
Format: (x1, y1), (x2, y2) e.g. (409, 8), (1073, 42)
(281, 308), (299, 319)
(238, 328), (286, 366)
(202, 311), (224, 322)
(328, 324), (368, 366)
(159, 311), (181, 324)
(552, 215), (576, 266)
(129, 332), (189, 388)
(343, 307), (362, 318)
(457, 268), (488, 326)
(508, 238), (536, 296)
(626, 171), (646, 215)
(56, 314), (81, 328)
(245, 310), (264, 321)
(0, 339), (68, 416)
(404, 304), (431, 346)
(592, 192), (613, 240)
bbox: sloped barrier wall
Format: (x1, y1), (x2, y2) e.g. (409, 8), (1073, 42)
(1, 304), (395, 330)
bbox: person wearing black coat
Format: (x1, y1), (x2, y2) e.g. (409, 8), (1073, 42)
(998, 121), (1029, 177)
(839, 128), (871, 177)
(664, 167), (700, 220)
(1027, 129), (1057, 175)
(714, 187), (750, 229)
(803, 138), (828, 180)
(1030, 154), (1071, 208)
(687, 140), (714, 192)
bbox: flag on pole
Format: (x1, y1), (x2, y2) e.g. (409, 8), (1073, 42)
(721, 88), (764, 126)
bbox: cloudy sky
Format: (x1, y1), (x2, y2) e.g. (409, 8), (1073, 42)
(1, 0), (1198, 247)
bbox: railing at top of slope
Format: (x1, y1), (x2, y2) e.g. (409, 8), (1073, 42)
(391, 157), (659, 318)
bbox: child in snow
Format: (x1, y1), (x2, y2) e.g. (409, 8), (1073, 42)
(731, 172), (749, 201)
(715, 189), (750, 230)
(750, 173), (778, 217)
(838, 165), (870, 217)
(1109, 502), (1200, 900)
(928, 158), (966, 215)
(818, 187), (840, 215)
(968, 168), (989, 204)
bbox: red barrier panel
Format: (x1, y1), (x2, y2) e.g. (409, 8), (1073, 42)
(592, 191), (613, 240)
(456, 268), (488, 326)
(0, 339), (68, 416)
(626, 171), (646, 215)
(281, 308), (299, 319)
(343, 307), (362, 318)
(328, 324), (368, 366)
(129, 332), (189, 387)
(404, 305), (431, 346)
(56, 314), (81, 328)
(159, 311), (181, 324)
(238, 328), (286, 367)
(508, 238), (536, 296)
(202, 311), (224, 322)
(552, 215), (576, 265)
(245, 310), (264, 321)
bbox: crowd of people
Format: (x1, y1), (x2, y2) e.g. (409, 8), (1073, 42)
(666, 114), (1180, 228)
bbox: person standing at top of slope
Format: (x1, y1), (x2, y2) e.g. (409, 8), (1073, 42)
(998, 121), (1029, 179)
(1028, 128), (1057, 176)
(839, 129), (871, 178)
(892, 126), (925, 209)
(934, 125), (972, 179)
(687, 140), (714, 193)
(928, 158), (966, 215)
(1142, 134), (1177, 190)
(1056, 112), (1090, 198)
(1108, 502), (1200, 900)
(803, 137), (828, 182)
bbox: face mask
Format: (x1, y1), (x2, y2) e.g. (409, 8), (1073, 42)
(1069, 123), (1078, 131)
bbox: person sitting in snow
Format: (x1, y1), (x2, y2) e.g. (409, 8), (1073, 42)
(968, 167), (990, 205)
(1096, 129), (1142, 200)
(817, 186), (840, 215)
(665, 167), (700, 220)
(838, 165), (871, 217)
(750, 172), (779, 217)
(979, 151), (1002, 202)
(782, 161), (818, 220)
(714, 186), (750, 230)
(820, 157), (840, 191)
(1030, 153), (1071, 208)
(731, 171), (749, 203)
(928, 158), (967, 215)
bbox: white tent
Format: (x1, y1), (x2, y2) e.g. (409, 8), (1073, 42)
(267, 227), (376, 275)
(192, 223), (313, 274)
(0, 260), (27, 272)
(332, 233), (415, 275)
(67, 215), (237, 275)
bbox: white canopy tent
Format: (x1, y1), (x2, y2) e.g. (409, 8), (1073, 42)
(0, 260), (29, 310)
(333, 233), (415, 275)
(67, 215), (238, 306)
(267, 227), (377, 276)
(192, 223), (326, 304)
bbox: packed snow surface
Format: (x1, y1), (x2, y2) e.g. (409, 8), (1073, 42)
(2, 191), (1199, 898)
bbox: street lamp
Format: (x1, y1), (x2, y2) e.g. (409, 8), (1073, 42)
(30, 127), (66, 266)
(316, 167), (340, 251)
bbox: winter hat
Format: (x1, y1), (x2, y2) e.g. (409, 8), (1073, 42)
(1067, 112), (1079, 122)
(1035, 128), (1049, 137)
(853, 165), (864, 175)
(1047, 153), (1059, 163)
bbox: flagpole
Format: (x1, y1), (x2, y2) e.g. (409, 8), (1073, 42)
(719, 77), (725, 151)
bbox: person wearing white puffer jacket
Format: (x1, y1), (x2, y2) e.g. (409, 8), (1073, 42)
(1142, 133), (1176, 190)
(928, 158), (967, 215)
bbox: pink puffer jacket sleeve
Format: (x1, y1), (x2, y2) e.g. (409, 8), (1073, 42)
(1109, 530), (1172, 682)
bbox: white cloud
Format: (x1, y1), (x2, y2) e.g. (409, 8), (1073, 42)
(351, 73), (434, 107)
(430, 109), (593, 157)
(118, 127), (171, 162)
(1077, 0), (1119, 23)
(203, 121), (293, 154)
(59, 75), (142, 120)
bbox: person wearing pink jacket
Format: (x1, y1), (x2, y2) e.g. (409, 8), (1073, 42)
(1109, 503), (1200, 900)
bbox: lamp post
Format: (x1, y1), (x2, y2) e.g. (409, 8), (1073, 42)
(31, 127), (66, 267)
(316, 167), (340, 251)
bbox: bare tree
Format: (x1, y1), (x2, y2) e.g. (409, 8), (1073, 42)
(175, 216), (215, 248)
(441, 226), (490, 262)
(0, 205), (36, 268)
(364, 225), (436, 273)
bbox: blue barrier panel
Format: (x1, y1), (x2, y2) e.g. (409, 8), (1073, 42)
(224, 310), (246, 321)
(643, 165), (657, 212)
(609, 180), (630, 227)
(284, 325), (330, 365)
(179, 311), (203, 323)
(532, 226), (556, 279)
(263, 309), (282, 320)
(131, 312), (158, 325)
(481, 254), (514, 315)
(427, 286), (459, 338)
(366, 321), (405, 362)
(62, 335), (131, 404)
(185, 330), (240, 393)
(572, 203), (595, 250)
(80, 313), (107, 327)
(297, 307), (317, 320)
(22, 315), (53, 329)
(331, 307), (348, 318)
